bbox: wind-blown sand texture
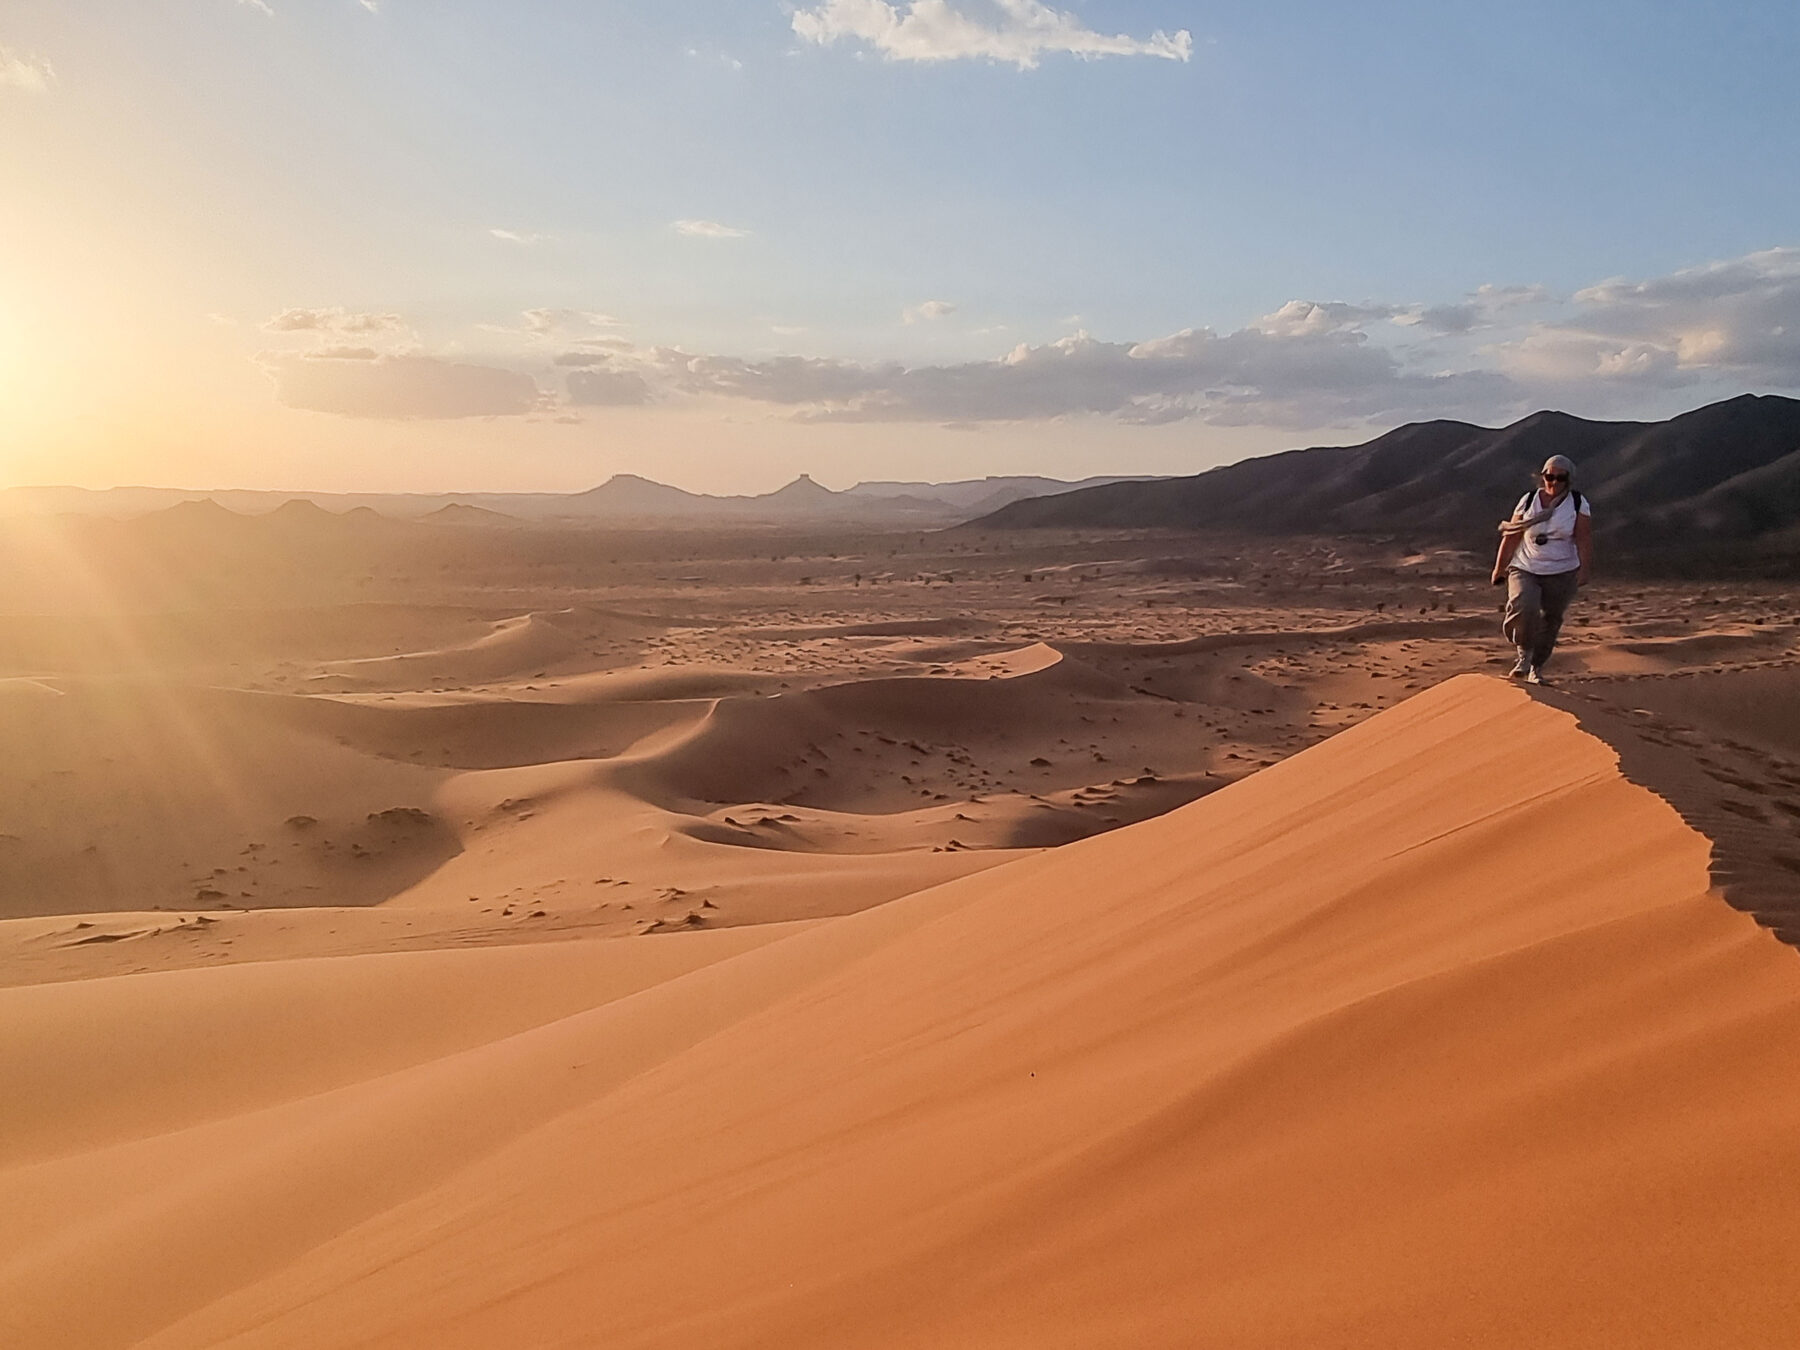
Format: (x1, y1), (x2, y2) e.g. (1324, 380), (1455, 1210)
(3, 518), (1800, 1346)
(6, 677), (1800, 1347)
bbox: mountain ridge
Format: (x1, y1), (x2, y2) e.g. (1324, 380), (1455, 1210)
(969, 394), (1800, 570)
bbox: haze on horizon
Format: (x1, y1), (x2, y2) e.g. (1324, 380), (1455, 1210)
(3, 0), (1797, 497)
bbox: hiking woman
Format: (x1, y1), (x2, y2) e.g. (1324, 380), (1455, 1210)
(1490, 454), (1592, 684)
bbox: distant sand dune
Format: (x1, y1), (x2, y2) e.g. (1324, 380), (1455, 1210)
(0, 680), (455, 919)
(249, 685), (708, 770)
(739, 617), (992, 641)
(310, 607), (669, 691)
(1070, 611), (1493, 658)
(612, 645), (1142, 815)
(0, 604), (504, 678)
(1612, 625), (1797, 663)
(527, 664), (774, 703)
(1582, 661), (1800, 759)
(7, 676), (1800, 1348)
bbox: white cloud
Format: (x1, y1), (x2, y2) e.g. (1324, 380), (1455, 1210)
(792, 0), (1192, 70)
(672, 218), (750, 239)
(1397, 283), (1554, 336)
(1494, 247), (1800, 389)
(686, 47), (744, 71)
(521, 308), (622, 336)
(1495, 331), (1685, 387)
(903, 299), (957, 324)
(263, 354), (539, 419)
(233, 2), (377, 19)
(0, 45), (56, 92)
(490, 227), (551, 245)
(1254, 300), (1402, 338)
(262, 307), (406, 336)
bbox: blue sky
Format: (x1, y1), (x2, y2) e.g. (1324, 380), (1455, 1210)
(3, 1), (1797, 492)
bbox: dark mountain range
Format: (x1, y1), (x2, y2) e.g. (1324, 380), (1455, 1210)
(970, 395), (1800, 571)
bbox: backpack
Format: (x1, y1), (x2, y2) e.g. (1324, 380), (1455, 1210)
(1516, 489), (1584, 518)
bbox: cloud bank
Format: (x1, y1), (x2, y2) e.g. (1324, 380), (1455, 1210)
(792, 0), (1192, 68)
(1501, 247), (1800, 388)
(649, 327), (1514, 428)
(253, 247), (1797, 430)
(604, 247), (1799, 429)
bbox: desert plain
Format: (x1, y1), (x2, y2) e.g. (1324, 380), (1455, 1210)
(4, 508), (1800, 1348)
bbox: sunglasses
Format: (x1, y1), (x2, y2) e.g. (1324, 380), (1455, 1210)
(1540, 472), (1569, 482)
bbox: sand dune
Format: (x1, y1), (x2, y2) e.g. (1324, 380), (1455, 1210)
(309, 607), (666, 691)
(0, 627), (1219, 936)
(6, 520), (1800, 1346)
(0, 603), (511, 681)
(6, 676), (1800, 1348)
(250, 685), (708, 770)
(0, 679), (455, 919)
(1071, 611), (1494, 657)
(1586, 660), (1800, 759)
(617, 644), (1137, 813)
(1611, 624), (1797, 665)
(0, 924), (803, 1167)
(740, 617), (992, 640)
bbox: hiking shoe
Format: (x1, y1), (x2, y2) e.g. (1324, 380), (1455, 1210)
(1525, 666), (1546, 685)
(1509, 653), (1531, 678)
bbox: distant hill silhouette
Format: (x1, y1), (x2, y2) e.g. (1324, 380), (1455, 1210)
(2, 472), (1164, 527)
(567, 474), (713, 514)
(420, 502), (519, 526)
(970, 395), (1800, 571)
(762, 473), (835, 508)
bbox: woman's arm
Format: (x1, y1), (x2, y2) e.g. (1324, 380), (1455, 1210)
(1491, 510), (1525, 584)
(1575, 512), (1593, 585)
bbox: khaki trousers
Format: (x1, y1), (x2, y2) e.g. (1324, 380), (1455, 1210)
(1504, 569), (1580, 667)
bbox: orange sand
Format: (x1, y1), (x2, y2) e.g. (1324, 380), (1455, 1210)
(5, 675), (1799, 1348)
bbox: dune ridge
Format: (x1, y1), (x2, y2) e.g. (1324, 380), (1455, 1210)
(6, 675), (1799, 1348)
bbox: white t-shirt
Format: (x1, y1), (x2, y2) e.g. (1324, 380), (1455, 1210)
(1510, 491), (1589, 576)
